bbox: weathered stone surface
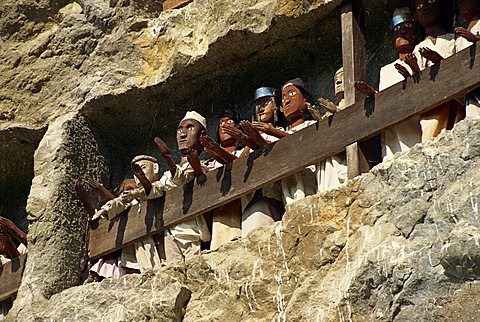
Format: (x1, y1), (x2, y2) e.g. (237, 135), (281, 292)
(6, 113), (110, 321)
(3, 0), (473, 321)
(8, 118), (480, 321)
(0, 0), (340, 130)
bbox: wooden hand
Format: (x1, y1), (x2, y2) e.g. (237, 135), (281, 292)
(90, 208), (108, 222)
(355, 81), (377, 96)
(200, 135), (237, 163)
(154, 136), (176, 177)
(307, 104), (323, 122)
(239, 120), (268, 148)
(395, 63), (411, 79)
(131, 163), (152, 195)
(251, 121), (288, 139)
(419, 47), (444, 64)
(318, 97), (338, 113)
(456, 27), (480, 43)
(86, 179), (115, 200)
(404, 53), (420, 74)
(186, 148), (205, 177)
(222, 124), (259, 150)
(75, 181), (96, 218)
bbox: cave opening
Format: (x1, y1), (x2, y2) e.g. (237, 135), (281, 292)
(79, 1), (397, 191)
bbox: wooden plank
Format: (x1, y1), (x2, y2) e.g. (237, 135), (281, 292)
(0, 254), (26, 302)
(163, 0), (193, 11)
(89, 47), (480, 259)
(88, 200), (163, 259)
(341, 0), (371, 179)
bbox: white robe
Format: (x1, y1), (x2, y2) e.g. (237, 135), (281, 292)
(98, 197), (160, 272)
(414, 34), (457, 142)
(456, 21), (480, 119)
(148, 162), (211, 245)
(414, 33), (456, 70)
(379, 59), (422, 160)
(281, 121), (347, 206)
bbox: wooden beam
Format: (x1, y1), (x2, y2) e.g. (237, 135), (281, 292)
(89, 47), (480, 259)
(0, 254), (26, 302)
(341, 0), (371, 179)
(163, 0), (193, 11)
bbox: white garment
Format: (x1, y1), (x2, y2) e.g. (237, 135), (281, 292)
(316, 153), (347, 193)
(149, 162), (211, 245)
(240, 131), (283, 211)
(207, 149), (244, 250)
(414, 33), (456, 70)
(379, 59), (422, 160)
(0, 243), (27, 267)
(414, 34), (457, 142)
(99, 199), (161, 272)
(282, 120), (347, 204)
(455, 20), (480, 52)
(456, 21), (480, 119)
(281, 121), (318, 205)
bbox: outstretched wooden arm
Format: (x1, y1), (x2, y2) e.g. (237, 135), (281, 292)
(355, 80), (377, 97)
(131, 163), (152, 195)
(75, 181), (96, 218)
(86, 179), (115, 201)
(221, 124), (259, 150)
(318, 97), (338, 113)
(249, 121), (289, 139)
(187, 148), (205, 177)
(200, 135), (238, 163)
(0, 216), (27, 246)
(154, 137), (177, 177)
(239, 120), (269, 147)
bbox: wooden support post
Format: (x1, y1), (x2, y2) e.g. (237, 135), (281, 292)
(341, 0), (370, 179)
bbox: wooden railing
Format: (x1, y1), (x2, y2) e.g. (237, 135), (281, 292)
(88, 46), (480, 259)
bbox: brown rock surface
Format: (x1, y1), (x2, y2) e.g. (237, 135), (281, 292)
(6, 118), (480, 321)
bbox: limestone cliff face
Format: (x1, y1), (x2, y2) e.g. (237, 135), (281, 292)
(0, 0), (337, 129)
(7, 119), (480, 321)
(4, 0), (470, 321)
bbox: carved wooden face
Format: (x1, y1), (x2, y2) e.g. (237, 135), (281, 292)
(133, 160), (158, 185)
(459, 0), (480, 21)
(282, 85), (307, 122)
(334, 69), (344, 99)
(393, 22), (416, 54)
(415, 0), (441, 28)
(119, 179), (137, 194)
(255, 97), (276, 124)
(218, 116), (236, 146)
(176, 118), (204, 153)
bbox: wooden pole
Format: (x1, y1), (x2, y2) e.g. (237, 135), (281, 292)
(341, 0), (370, 179)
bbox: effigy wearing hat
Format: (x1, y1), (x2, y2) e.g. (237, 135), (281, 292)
(181, 111), (208, 131)
(391, 7), (414, 30)
(131, 155), (158, 165)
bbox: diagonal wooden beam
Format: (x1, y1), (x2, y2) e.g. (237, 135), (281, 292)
(89, 46), (480, 260)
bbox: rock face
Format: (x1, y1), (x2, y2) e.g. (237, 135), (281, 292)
(7, 119), (480, 321)
(3, 0), (474, 321)
(7, 113), (110, 319)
